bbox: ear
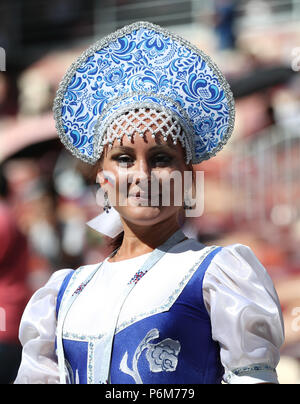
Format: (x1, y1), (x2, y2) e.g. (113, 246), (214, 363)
(96, 169), (106, 187)
(96, 169), (116, 191)
(184, 163), (196, 192)
(95, 147), (109, 187)
(95, 155), (105, 186)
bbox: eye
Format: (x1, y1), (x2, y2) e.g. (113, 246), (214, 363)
(151, 154), (173, 166)
(113, 155), (134, 166)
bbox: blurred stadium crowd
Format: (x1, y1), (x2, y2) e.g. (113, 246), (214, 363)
(0, 0), (300, 384)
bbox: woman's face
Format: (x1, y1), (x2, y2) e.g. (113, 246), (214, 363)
(96, 113), (191, 228)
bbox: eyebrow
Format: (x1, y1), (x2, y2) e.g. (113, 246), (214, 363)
(110, 144), (178, 153)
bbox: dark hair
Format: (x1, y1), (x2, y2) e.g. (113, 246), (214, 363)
(110, 231), (124, 253)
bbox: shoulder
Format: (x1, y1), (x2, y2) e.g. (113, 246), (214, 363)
(34, 269), (75, 298)
(207, 242), (271, 280)
(20, 269), (74, 324)
(45, 263), (101, 291)
(55, 262), (102, 315)
(174, 238), (267, 276)
(19, 264), (101, 339)
(203, 242), (282, 314)
(177, 237), (219, 256)
(213, 243), (261, 261)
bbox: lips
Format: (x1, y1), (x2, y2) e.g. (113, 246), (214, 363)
(129, 191), (161, 199)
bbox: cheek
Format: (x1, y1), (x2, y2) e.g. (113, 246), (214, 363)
(154, 164), (187, 192)
(101, 157), (188, 201)
(103, 171), (128, 204)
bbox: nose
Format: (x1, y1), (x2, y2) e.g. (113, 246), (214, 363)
(132, 158), (152, 187)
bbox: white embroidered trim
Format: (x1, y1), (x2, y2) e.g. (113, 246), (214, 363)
(224, 363), (277, 384)
(102, 107), (191, 164)
(88, 342), (95, 384)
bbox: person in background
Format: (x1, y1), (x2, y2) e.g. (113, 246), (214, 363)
(0, 165), (30, 384)
(214, 0), (237, 50)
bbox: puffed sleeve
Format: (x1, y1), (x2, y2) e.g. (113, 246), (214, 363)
(203, 244), (285, 384)
(14, 269), (73, 384)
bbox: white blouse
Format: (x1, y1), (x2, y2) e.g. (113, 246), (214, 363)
(14, 241), (284, 384)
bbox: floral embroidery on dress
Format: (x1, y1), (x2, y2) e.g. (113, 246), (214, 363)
(128, 270), (147, 285)
(120, 328), (181, 384)
(72, 281), (89, 296)
(65, 359), (80, 385)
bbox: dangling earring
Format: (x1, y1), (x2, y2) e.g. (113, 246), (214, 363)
(104, 191), (111, 213)
(183, 201), (193, 210)
(183, 191), (193, 210)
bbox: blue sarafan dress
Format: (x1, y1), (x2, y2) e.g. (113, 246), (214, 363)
(15, 238), (284, 384)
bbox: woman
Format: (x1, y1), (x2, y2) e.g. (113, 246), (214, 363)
(15, 21), (284, 384)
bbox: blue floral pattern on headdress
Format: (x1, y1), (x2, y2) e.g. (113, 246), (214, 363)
(53, 21), (235, 165)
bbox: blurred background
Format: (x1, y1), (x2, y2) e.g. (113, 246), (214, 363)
(0, 0), (299, 384)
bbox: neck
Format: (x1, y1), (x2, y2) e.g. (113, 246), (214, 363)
(112, 217), (184, 261)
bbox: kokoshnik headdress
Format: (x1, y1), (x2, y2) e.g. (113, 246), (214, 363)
(53, 21), (235, 238)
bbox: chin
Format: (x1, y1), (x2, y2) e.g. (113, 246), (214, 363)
(118, 205), (169, 225)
